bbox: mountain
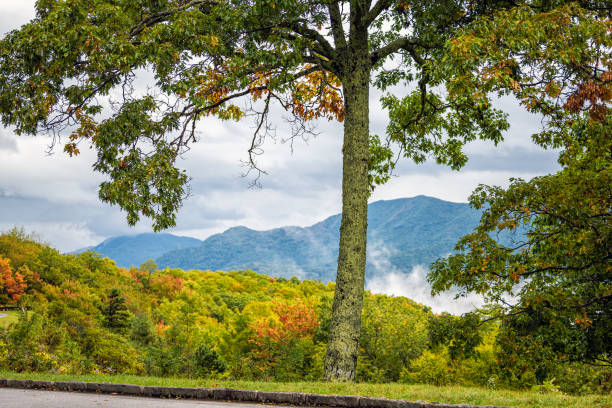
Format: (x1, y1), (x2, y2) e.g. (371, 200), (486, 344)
(156, 196), (483, 281)
(75, 233), (202, 268)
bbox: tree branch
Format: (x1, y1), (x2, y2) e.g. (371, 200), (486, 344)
(327, 1), (347, 50)
(129, 0), (218, 39)
(281, 22), (339, 62)
(370, 36), (424, 66)
(366, 0), (392, 26)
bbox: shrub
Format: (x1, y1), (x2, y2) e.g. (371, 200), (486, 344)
(399, 350), (452, 386)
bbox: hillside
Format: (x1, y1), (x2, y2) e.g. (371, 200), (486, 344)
(0, 230), (605, 394)
(0, 230), (432, 383)
(156, 196), (482, 281)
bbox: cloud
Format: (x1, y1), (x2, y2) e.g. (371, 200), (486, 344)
(0, 222), (105, 253)
(366, 241), (483, 314)
(0, 130), (18, 152)
(367, 265), (485, 315)
(0, 0), (36, 35)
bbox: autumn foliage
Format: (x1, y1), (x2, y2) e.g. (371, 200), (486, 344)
(0, 256), (26, 304)
(0, 231), (608, 392)
(150, 274), (184, 297)
(249, 300), (319, 379)
(251, 300), (319, 349)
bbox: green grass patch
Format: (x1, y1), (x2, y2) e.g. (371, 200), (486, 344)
(0, 311), (20, 328)
(0, 370), (609, 408)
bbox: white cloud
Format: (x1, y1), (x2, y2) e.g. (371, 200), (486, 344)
(0, 0), (36, 34)
(367, 265), (485, 315)
(0, 222), (104, 253)
(366, 242), (483, 314)
(0, 130), (17, 152)
(371, 169), (540, 204)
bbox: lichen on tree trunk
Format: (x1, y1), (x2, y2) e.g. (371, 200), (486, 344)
(323, 35), (370, 381)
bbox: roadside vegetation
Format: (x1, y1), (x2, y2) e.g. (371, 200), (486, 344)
(1, 369), (610, 408)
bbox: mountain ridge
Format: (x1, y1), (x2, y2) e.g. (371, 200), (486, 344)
(74, 232), (201, 268)
(76, 196), (483, 281)
(158, 196), (481, 281)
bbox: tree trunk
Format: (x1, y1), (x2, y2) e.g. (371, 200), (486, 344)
(324, 39), (370, 381)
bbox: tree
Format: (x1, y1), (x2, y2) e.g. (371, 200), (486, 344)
(427, 312), (482, 361)
(131, 312), (155, 345)
(192, 343), (227, 378)
(357, 295), (427, 382)
(102, 288), (132, 333)
(249, 300), (319, 379)
(2, 0), (543, 380)
(0, 256), (27, 305)
(429, 3), (611, 367)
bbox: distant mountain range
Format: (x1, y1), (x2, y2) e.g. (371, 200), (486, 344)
(76, 196), (483, 281)
(74, 233), (201, 269)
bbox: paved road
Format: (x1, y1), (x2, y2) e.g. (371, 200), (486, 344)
(0, 388), (292, 407)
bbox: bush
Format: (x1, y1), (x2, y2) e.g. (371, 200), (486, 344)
(552, 363), (611, 395)
(399, 350), (452, 386)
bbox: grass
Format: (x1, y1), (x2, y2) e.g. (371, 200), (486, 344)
(0, 311), (20, 328)
(0, 370), (610, 408)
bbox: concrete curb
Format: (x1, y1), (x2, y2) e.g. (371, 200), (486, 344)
(0, 378), (517, 408)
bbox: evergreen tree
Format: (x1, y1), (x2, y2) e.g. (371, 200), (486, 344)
(192, 343), (227, 378)
(131, 312), (154, 345)
(102, 288), (132, 333)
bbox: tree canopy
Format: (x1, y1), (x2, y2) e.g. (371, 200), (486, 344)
(429, 1), (611, 367)
(0, 0), (510, 228)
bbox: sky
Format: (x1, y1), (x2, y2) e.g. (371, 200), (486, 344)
(0, 1), (560, 312)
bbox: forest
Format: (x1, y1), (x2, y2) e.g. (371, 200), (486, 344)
(0, 229), (608, 395)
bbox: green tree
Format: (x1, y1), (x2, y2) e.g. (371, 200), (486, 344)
(429, 3), (611, 367)
(131, 312), (155, 345)
(2, 0), (568, 380)
(192, 343), (227, 378)
(427, 312), (482, 361)
(357, 295), (428, 382)
(139, 259), (158, 275)
(102, 288), (132, 333)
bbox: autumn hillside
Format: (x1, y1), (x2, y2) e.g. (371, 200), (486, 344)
(0, 229), (607, 394)
(0, 228), (430, 382)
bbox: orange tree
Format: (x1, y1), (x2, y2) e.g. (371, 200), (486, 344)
(0, 256), (27, 305)
(1, 0), (592, 380)
(249, 300), (319, 379)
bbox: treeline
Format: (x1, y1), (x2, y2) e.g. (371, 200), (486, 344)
(0, 229), (608, 394)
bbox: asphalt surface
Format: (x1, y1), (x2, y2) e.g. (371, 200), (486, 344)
(0, 388), (291, 407)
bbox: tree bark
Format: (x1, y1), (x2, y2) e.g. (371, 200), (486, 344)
(324, 25), (370, 381)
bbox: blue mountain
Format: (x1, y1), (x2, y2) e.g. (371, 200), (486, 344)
(76, 233), (201, 268)
(156, 196), (483, 281)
